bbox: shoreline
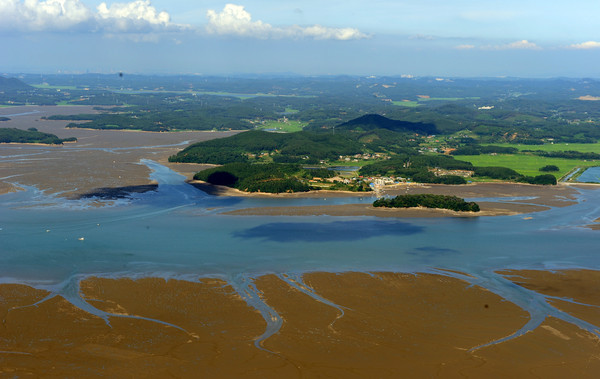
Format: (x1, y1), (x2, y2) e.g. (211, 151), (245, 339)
(222, 201), (549, 217)
(1, 178), (587, 218)
(191, 180), (582, 218)
(1, 269), (598, 377)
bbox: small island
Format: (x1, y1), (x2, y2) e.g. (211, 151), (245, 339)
(373, 194), (480, 212)
(0, 128), (77, 145)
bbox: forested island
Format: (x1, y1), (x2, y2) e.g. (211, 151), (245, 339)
(373, 194), (480, 212)
(0, 128), (77, 145)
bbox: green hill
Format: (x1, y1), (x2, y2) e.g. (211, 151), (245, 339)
(0, 77), (32, 91)
(335, 114), (437, 135)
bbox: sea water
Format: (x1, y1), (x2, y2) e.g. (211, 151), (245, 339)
(1, 160), (600, 343)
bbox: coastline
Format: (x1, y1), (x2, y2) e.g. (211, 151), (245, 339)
(1, 269), (598, 377)
(222, 201), (548, 217)
(191, 181), (581, 218)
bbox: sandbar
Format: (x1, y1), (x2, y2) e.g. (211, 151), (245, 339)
(223, 201), (548, 217)
(220, 182), (578, 217)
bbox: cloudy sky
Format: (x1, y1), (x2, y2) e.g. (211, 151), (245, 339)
(1, 0), (600, 77)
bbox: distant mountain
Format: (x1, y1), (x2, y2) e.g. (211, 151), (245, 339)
(0, 77), (32, 91)
(336, 114), (437, 135)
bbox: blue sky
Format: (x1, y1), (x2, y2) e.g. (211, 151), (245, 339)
(1, 0), (600, 77)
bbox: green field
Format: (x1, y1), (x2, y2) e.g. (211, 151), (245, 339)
(488, 142), (600, 154)
(418, 97), (480, 102)
(255, 120), (306, 133)
(455, 153), (598, 179)
(392, 100), (420, 107)
(32, 84), (79, 90)
(392, 97), (481, 107)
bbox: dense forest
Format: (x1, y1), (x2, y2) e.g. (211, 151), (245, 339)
(0, 128), (77, 145)
(373, 194), (480, 212)
(4, 74), (600, 145)
(194, 163), (313, 193)
(170, 130), (365, 164)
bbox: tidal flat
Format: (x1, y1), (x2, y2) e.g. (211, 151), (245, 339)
(1, 105), (600, 377)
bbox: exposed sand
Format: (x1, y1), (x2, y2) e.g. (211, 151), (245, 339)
(224, 201), (548, 217)
(222, 182), (580, 217)
(1, 271), (599, 377)
(381, 182), (579, 208)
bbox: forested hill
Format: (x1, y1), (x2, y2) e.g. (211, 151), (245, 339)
(333, 114), (437, 135)
(169, 130), (363, 164)
(0, 77), (31, 91)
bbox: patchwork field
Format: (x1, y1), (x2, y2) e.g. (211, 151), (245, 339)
(454, 153), (597, 179)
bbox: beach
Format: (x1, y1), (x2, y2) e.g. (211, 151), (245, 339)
(1, 270), (599, 377)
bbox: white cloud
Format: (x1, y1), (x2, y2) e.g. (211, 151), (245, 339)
(455, 44), (475, 50)
(205, 4), (367, 40)
(504, 40), (540, 50)
(0, 0), (181, 33)
(206, 4), (271, 38)
(569, 41), (600, 49)
(481, 40), (541, 50)
(96, 0), (179, 32)
(97, 1), (169, 27)
(0, 1), (365, 41)
(0, 0), (93, 31)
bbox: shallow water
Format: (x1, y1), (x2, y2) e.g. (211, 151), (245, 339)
(578, 166), (600, 183)
(1, 160), (600, 344)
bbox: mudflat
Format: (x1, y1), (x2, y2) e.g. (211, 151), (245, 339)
(1, 271), (599, 377)
(0, 105), (588, 218)
(0, 105), (237, 197)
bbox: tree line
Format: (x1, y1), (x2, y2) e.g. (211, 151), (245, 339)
(373, 194), (480, 212)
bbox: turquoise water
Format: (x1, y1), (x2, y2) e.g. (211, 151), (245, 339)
(1, 160), (600, 345)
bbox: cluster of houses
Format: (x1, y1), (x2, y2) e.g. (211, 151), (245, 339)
(429, 168), (474, 177)
(338, 153), (390, 162)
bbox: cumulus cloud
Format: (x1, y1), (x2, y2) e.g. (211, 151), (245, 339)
(569, 41), (600, 49)
(205, 4), (366, 40)
(0, 0), (93, 31)
(0, 0), (181, 33)
(97, 1), (171, 31)
(206, 4), (271, 37)
(0, 1), (365, 41)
